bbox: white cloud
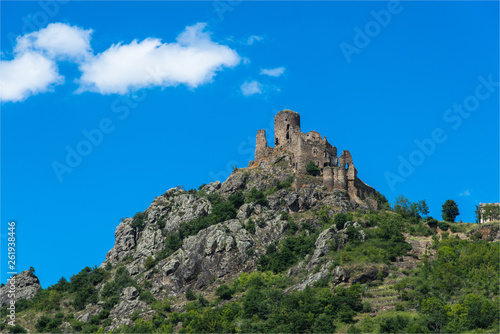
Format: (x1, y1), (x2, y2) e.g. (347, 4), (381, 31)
(260, 67), (285, 77)
(0, 52), (63, 102)
(240, 80), (262, 96)
(459, 189), (471, 196)
(246, 35), (263, 45)
(77, 23), (240, 94)
(15, 23), (93, 61)
(2, 22), (241, 102)
(1, 23), (90, 102)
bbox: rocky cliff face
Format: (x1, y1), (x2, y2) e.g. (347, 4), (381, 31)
(82, 153), (375, 330)
(0, 270), (41, 307)
(5, 153), (377, 331)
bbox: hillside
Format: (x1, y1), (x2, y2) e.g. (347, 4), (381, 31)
(1, 152), (499, 333)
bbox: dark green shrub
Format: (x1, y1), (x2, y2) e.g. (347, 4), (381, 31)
(395, 303), (405, 311)
(427, 218), (439, 229)
(346, 225), (360, 242)
(379, 315), (409, 333)
(156, 217), (166, 230)
(347, 325), (362, 333)
(73, 285), (97, 311)
(228, 191), (245, 209)
(103, 296), (120, 311)
(144, 256), (156, 270)
(186, 288), (196, 301)
(244, 220), (256, 234)
(280, 211), (289, 221)
(374, 191), (390, 210)
(98, 309), (110, 320)
(131, 212), (147, 230)
(438, 221), (449, 231)
(215, 284), (234, 300)
(334, 213), (347, 230)
(306, 161), (321, 176)
(267, 176), (295, 195)
(246, 187), (269, 207)
(287, 221), (299, 235)
(258, 232), (316, 273)
(7, 325), (27, 333)
(362, 302), (373, 313)
(212, 201), (237, 222)
(139, 290), (156, 304)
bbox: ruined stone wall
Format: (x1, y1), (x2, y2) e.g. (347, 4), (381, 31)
(295, 133), (336, 175)
(323, 167), (335, 190)
(255, 129), (268, 162)
(352, 178), (376, 200)
(253, 109), (376, 202)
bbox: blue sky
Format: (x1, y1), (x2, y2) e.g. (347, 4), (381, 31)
(1, 1), (498, 287)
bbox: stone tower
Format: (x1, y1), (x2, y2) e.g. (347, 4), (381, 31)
(274, 109), (300, 148)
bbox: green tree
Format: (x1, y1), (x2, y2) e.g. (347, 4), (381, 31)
(475, 204), (482, 223)
(418, 200), (430, 218)
(394, 195), (411, 218)
(374, 191), (390, 210)
(421, 297), (447, 332)
(441, 200), (460, 222)
(305, 161), (321, 176)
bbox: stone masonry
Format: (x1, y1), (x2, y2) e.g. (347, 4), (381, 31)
(252, 110), (376, 202)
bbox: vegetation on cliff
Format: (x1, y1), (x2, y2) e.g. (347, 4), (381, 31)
(1, 159), (498, 334)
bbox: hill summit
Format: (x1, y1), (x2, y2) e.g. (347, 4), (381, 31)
(1, 110), (498, 334)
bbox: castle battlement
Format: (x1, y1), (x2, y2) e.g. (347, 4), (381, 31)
(252, 110), (376, 202)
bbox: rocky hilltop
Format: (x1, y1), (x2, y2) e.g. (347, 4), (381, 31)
(2, 110), (499, 334)
(94, 151), (374, 330)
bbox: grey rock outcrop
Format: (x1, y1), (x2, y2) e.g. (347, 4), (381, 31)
(151, 214), (288, 294)
(350, 266), (389, 284)
(122, 286), (139, 301)
(0, 270), (41, 306)
(102, 189), (211, 271)
(310, 228), (336, 266)
(332, 266), (350, 284)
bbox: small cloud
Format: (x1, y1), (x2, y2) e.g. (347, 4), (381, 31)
(242, 57), (251, 65)
(1, 23), (89, 102)
(15, 22), (93, 61)
(260, 66), (285, 77)
(0, 52), (63, 102)
(459, 189), (471, 196)
(246, 35), (263, 45)
(240, 80), (262, 96)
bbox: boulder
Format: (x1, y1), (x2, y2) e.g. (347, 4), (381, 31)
(0, 270), (41, 306)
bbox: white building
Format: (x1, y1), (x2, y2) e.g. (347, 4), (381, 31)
(479, 203), (500, 224)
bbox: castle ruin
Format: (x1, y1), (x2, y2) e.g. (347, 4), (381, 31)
(252, 110), (376, 202)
